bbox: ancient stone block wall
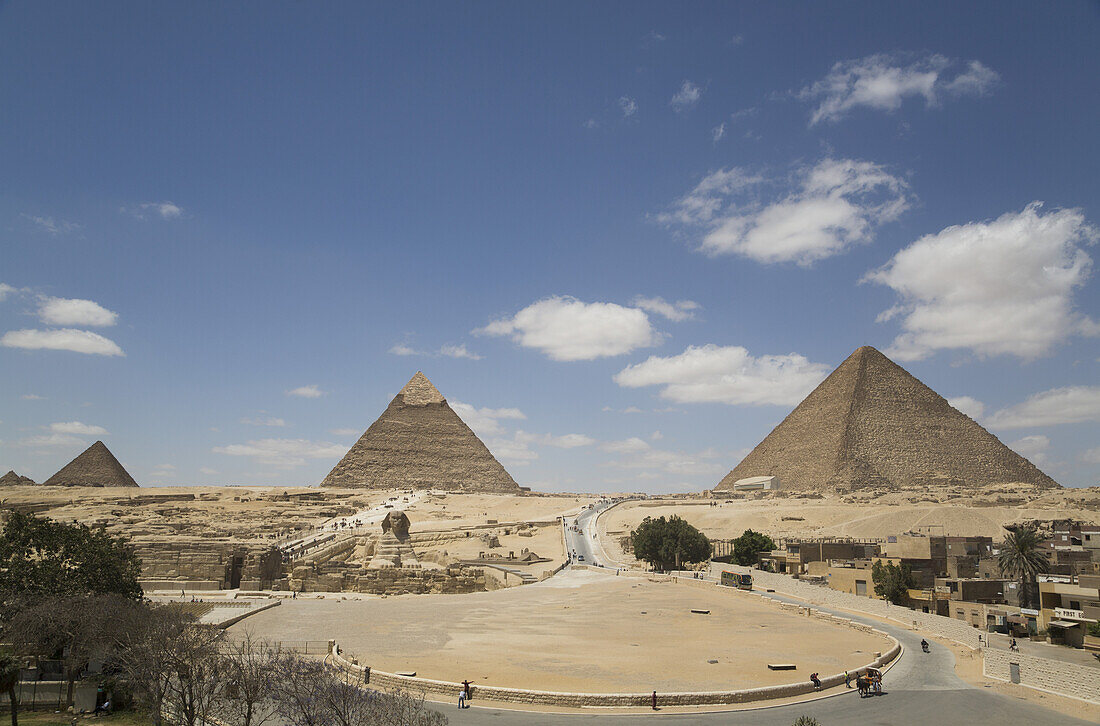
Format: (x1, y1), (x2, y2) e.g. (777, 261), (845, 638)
(984, 647), (1100, 705)
(288, 566), (487, 595)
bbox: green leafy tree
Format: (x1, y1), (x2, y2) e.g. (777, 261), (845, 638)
(0, 511), (142, 619)
(630, 516), (710, 570)
(731, 530), (776, 567)
(871, 560), (914, 605)
(997, 525), (1050, 610)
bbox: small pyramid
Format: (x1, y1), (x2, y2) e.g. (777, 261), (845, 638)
(716, 346), (1058, 493)
(321, 372), (520, 491)
(42, 441), (139, 488)
(0, 470), (36, 486)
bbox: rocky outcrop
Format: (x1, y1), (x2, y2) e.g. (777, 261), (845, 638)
(43, 441), (139, 487)
(321, 372), (519, 491)
(716, 346), (1059, 493)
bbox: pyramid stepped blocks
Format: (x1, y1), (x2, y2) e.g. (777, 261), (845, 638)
(321, 372), (519, 491)
(716, 346), (1058, 493)
(42, 441), (139, 487)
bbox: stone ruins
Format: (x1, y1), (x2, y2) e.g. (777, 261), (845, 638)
(42, 440), (140, 488)
(321, 372), (520, 491)
(717, 346), (1059, 494)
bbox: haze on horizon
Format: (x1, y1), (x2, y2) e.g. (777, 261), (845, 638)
(1, 2), (1098, 491)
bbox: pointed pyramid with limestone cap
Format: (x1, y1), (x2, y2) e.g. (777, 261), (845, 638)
(715, 346), (1059, 493)
(321, 372), (520, 491)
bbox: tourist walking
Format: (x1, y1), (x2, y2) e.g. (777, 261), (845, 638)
(844, 670), (851, 688)
(458, 689), (467, 709)
(652, 691), (658, 710)
(1010, 638), (1020, 652)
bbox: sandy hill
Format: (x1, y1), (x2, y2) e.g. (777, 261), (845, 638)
(43, 441), (139, 488)
(717, 346), (1058, 494)
(321, 372), (520, 491)
(0, 470), (36, 486)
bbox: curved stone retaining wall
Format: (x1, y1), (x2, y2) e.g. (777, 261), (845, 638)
(328, 627), (900, 708)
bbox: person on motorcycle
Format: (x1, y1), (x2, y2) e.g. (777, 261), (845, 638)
(921, 639), (929, 652)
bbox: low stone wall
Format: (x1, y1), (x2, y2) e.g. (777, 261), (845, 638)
(329, 620), (900, 707)
(290, 566), (488, 595)
(984, 647), (1100, 705)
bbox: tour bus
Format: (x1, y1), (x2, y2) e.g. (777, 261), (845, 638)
(720, 571), (753, 590)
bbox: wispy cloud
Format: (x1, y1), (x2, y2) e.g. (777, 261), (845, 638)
(987, 386), (1100, 429)
(17, 433), (86, 448)
(49, 421), (109, 436)
(122, 201), (184, 220)
(711, 123), (726, 143)
(439, 344), (482, 360)
(615, 344), (829, 406)
(798, 53), (1000, 125)
(1, 328), (124, 356)
(631, 296), (700, 322)
(0, 284), (15, 302)
(212, 438), (345, 468)
(22, 214), (81, 236)
(287, 384), (326, 398)
(240, 416), (287, 427)
(947, 396), (985, 420)
(450, 401), (526, 438)
(670, 80), (703, 112)
(21, 394), (46, 401)
(388, 341), (483, 360)
(618, 96), (638, 118)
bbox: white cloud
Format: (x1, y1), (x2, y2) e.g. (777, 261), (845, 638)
(329, 428), (360, 437)
(475, 296), (661, 361)
(450, 401), (526, 438)
(618, 96), (638, 117)
(799, 53), (1000, 125)
(615, 344), (829, 406)
(0, 328), (124, 356)
(240, 417), (287, 427)
(389, 342), (423, 356)
(650, 430), (663, 440)
(439, 344), (482, 360)
(38, 297), (118, 327)
(583, 118), (599, 129)
(49, 421), (108, 436)
(124, 201), (184, 220)
(1009, 435), (1050, 465)
(484, 429), (595, 463)
(287, 384), (326, 398)
(0, 283), (14, 302)
(603, 446), (726, 477)
(661, 158), (908, 265)
(670, 80), (702, 111)
(199, 467), (220, 476)
(711, 122), (726, 143)
(631, 296), (700, 322)
(948, 396), (985, 421)
(212, 438), (346, 468)
(1082, 447), (1100, 465)
(22, 214), (80, 235)
(17, 433), (86, 448)
(389, 341), (482, 360)
(21, 394), (45, 400)
(601, 437), (651, 454)
(987, 386), (1100, 429)
(525, 431), (596, 449)
(866, 203), (1098, 361)
(623, 406), (644, 414)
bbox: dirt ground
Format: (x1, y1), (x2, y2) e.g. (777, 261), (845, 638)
(231, 568), (891, 693)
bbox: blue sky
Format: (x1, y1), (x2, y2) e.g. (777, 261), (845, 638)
(2, 1), (1098, 491)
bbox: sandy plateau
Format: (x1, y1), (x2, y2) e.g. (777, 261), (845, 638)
(232, 568), (891, 693)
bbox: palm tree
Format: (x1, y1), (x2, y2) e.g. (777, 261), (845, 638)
(998, 525), (1050, 610)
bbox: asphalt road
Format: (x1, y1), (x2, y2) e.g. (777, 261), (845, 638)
(563, 500), (613, 567)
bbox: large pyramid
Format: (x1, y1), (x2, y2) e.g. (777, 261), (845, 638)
(43, 441), (139, 487)
(716, 346), (1058, 493)
(320, 372), (520, 491)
